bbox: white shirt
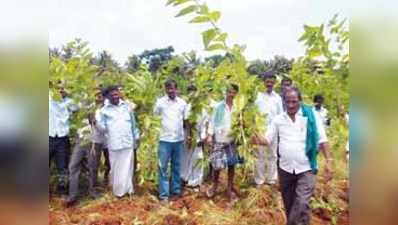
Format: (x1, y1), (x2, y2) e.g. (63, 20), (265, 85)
(49, 95), (78, 137)
(313, 106), (329, 128)
(208, 101), (234, 143)
(197, 109), (210, 142)
(91, 108), (106, 144)
(255, 90), (283, 125)
(154, 96), (190, 142)
(97, 100), (139, 151)
(265, 108), (328, 174)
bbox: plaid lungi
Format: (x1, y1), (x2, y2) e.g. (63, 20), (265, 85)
(210, 142), (239, 170)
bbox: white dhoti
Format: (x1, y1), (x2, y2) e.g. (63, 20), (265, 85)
(108, 147), (134, 197)
(255, 144), (278, 185)
(181, 146), (204, 187)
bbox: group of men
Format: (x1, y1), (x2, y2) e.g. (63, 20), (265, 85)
(49, 72), (333, 225)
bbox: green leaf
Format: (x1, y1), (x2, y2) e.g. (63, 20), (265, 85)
(189, 16), (210, 23)
(202, 28), (218, 48)
(166, 0), (176, 6)
(199, 4), (209, 14)
(215, 32), (228, 42)
(234, 94), (246, 112)
(208, 11), (221, 22)
(172, 0), (190, 6)
(175, 5), (198, 17)
(206, 43), (225, 51)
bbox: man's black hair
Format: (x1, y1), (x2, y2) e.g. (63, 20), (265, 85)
(164, 79), (178, 88)
(281, 76), (292, 84)
(287, 86), (302, 101)
(228, 83), (239, 92)
(103, 85), (119, 97)
(313, 94), (324, 103)
(262, 70), (276, 80)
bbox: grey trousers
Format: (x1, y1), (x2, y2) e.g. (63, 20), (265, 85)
(68, 142), (109, 200)
(278, 168), (316, 225)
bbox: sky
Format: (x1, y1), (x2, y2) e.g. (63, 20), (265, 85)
(46, 0), (349, 64)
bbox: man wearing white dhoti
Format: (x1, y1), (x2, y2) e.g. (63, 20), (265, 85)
(254, 71), (283, 186)
(96, 86), (140, 197)
(181, 95), (209, 188)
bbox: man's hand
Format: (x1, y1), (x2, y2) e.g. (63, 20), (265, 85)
(251, 134), (268, 146)
(319, 142), (333, 182)
(324, 160), (333, 182)
(205, 136), (213, 148)
(186, 135), (193, 150)
(88, 113), (95, 125)
(134, 140), (140, 151)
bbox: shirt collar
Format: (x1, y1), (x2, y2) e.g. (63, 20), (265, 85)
(105, 99), (125, 107)
(283, 108), (303, 119)
(166, 95), (178, 102)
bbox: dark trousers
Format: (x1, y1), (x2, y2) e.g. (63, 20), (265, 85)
(91, 143), (110, 185)
(68, 142), (109, 200)
(278, 168), (316, 225)
(49, 136), (70, 188)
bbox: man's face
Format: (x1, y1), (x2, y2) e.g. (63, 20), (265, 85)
(264, 78), (275, 92)
(166, 84), (177, 100)
(108, 90), (120, 105)
(95, 92), (103, 105)
(282, 81), (292, 92)
(314, 100), (322, 109)
(59, 88), (67, 98)
(285, 91), (300, 115)
(226, 88), (238, 101)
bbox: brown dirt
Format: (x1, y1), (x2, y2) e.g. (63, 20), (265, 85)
(49, 178), (349, 225)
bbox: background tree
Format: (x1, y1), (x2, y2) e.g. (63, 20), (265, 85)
(125, 54), (141, 73)
(139, 46), (175, 72)
(91, 50), (121, 72)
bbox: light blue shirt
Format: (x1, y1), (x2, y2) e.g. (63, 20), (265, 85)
(97, 100), (139, 151)
(49, 95), (78, 137)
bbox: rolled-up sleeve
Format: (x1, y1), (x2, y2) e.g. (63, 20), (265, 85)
(184, 102), (191, 120)
(96, 109), (106, 132)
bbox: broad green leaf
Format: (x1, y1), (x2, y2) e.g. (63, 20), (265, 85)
(166, 0), (176, 6)
(172, 0), (190, 6)
(208, 11), (221, 22)
(215, 32), (228, 42)
(189, 16), (210, 23)
(199, 4), (209, 14)
(175, 5), (198, 17)
(206, 43), (225, 51)
(202, 28), (217, 48)
(234, 95), (246, 114)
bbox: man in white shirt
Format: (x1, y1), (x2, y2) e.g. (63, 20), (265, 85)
(96, 86), (140, 197)
(252, 87), (332, 225)
(49, 87), (78, 194)
(180, 85), (207, 188)
(154, 79), (190, 203)
(206, 84), (240, 203)
(313, 94), (330, 129)
(254, 71), (283, 186)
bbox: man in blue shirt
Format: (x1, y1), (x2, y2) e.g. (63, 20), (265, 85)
(97, 86), (140, 197)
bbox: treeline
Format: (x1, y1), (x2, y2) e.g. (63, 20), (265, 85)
(49, 43), (296, 77)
